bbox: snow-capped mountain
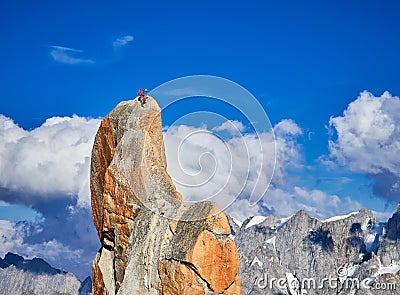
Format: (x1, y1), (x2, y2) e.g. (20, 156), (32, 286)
(229, 205), (400, 295)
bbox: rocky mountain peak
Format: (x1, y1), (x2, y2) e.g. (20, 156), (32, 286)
(282, 209), (315, 231)
(377, 202), (400, 272)
(90, 97), (242, 295)
(0, 252), (88, 295)
(235, 207), (399, 295)
(0, 252), (65, 275)
(3, 252), (23, 266)
(383, 202), (400, 241)
(290, 209), (309, 221)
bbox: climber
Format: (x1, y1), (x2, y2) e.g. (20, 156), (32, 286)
(138, 88), (148, 107)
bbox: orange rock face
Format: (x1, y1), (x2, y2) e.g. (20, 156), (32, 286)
(224, 275), (243, 295)
(204, 202), (232, 235)
(158, 260), (205, 295)
(91, 117), (116, 240)
(159, 201), (241, 294)
(189, 230), (240, 293)
(90, 98), (242, 295)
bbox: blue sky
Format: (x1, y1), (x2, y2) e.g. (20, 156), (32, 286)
(1, 0), (400, 278)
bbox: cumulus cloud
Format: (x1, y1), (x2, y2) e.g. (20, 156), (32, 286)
(0, 114), (101, 207)
(0, 198), (99, 279)
(0, 114), (101, 278)
(49, 46), (94, 65)
(164, 120), (305, 217)
(164, 119), (367, 222)
(329, 91), (400, 203)
(0, 209), (98, 279)
(164, 122), (280, 209)
(224, 185), (364, 222)
(265, 186), (363, 219)
(0, 219), (81, 263)
(274, 119), (303, 137)
(212, 120), (245, 135)
(112, 35), (134, 48)
(273, 119), (304, 179)
(224, 199), (265, 222)
(25, 198), (99, 279)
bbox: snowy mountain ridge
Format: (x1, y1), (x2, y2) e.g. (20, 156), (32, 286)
(237, 210), (385, 232)
(228, 205), (400, 295)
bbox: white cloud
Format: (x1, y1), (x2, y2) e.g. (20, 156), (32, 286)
(0, 114), (101, 207)
(212, 120), (245, 135)
(49, 46), (94, 65)
(164, 119), (369, 222)
(49, 35), (134, 64)
(113, 35), (134, 48)
(274, 119), (303, 137)
(0, 114), (101, 277)
(0, 219), (83, 270)
(328, 91), (400, 202)
(164, 120), (303, 211)
(291, 187), (363, 219)
(329, 91), (400, 174)
(225, 199), (262, 222)
(49, 46), (83, 53)
(226, 186), (364, 223)
(0, 112), (375, 220)
(0, 202), (99, 278)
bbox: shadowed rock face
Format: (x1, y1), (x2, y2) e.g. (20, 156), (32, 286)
(378, 204), (400, 268)
(90, 97), (242, 295)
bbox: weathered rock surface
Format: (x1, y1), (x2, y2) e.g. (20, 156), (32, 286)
(234, 206), (400, 295)
(91, 97), (241, 295)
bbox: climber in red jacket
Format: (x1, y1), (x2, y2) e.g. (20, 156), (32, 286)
(138, 88), (148, 107)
